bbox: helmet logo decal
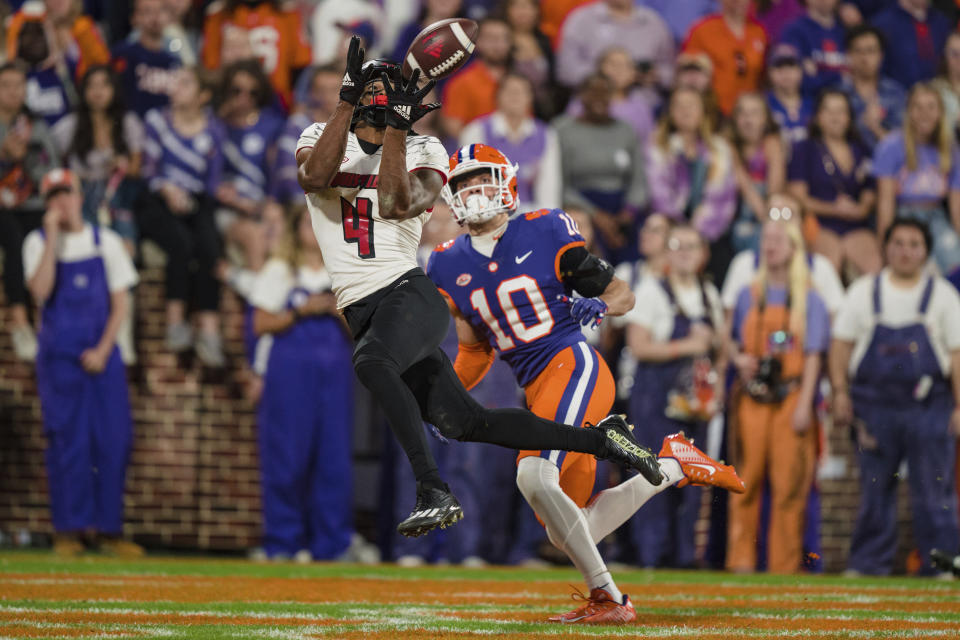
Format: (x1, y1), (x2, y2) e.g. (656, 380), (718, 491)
(456, 273), (472, 286)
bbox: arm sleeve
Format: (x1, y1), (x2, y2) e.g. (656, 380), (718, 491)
(830, 278), (868, 342)
(22, 231), (45, 283)
(408, 136), (448, 179)
(803, 290), (832, 354)
(872, 134), (902, 178)
(812, 255), (846, 315)
(938, 281), (960, 350)
(558, 245), (614, 297)
(453, 341), (496, 391)
(296, 122), (325, 156)
(101, 230), (139, 292)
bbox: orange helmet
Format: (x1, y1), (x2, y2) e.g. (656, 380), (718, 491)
(442, 144), (519, 225)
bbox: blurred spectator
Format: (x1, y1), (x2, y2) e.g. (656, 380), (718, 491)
(554, 74), (647, 261)
(441, 17), (512, 141)
(460, 73), (562, 212)
(729, 92), (786, 254)
(682, 0), (767, 116)
(831, 217), (960, 576)
(646, 86), (737, 277)
(840, 25), (906, 150)
(726, 194), (830, 574)
(5, 0), (108, 81)
(138, 67), (226, 366)
(556, 0), (674, 92)
(625, 224), (724, 567)
(111, 0), (181, 118)
(766, 44), (812, 146)
(392, 0), (463, 63)
(874, 83), (960, 276)
(51, 66), (142, 247)
(722, 194), (846, 318)
(780, 0), (847, 98)
(674, 52), (713, 95)
(7, 8), (77, 127)
(214, 60), (284, 274)
(251, 206), (355, 561)
(566, 47), (656, 144)
(277, 65), (340, 207)
(202, 0), (311, 111)
(500, 0), (556, 120)
(25, 168), (141, 558)
(609, 213), (672, 404)
(0, 61), (59, 362)
(789, 89), (881, 277)
(638, 0), (716, 45)
(871, 0), (950, 90)
(539, 0), (592, 48)
(309, 0), (379, 67)
(933, 32), (960, 142)
(162, 0), (199, 65)
(750, 0), (804, 43)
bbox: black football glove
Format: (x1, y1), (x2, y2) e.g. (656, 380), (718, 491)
(339, 36), (367, 105)
(379, 68), (439, 130)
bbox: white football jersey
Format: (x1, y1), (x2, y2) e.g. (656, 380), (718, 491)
(297, 122), (448, 309)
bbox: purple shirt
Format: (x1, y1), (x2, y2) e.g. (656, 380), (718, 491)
(872, 131), (960, 203)
(142, 108), (225, 196)
(752, 0), (805, 43)
(731, 285), (831, 354)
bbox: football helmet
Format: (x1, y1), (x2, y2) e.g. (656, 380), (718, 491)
(352, 59), (404, 129)
(442, 144), (519, 225)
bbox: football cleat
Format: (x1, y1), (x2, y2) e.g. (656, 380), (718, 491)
(589, 414), (663, 485)
(659, 431), (745, 493)
(548, 587), (637, 624)
(396, 485), (463, 538)
(930, 549), (960, 577)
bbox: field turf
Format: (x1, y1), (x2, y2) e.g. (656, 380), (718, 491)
(0, 550), (958, 638)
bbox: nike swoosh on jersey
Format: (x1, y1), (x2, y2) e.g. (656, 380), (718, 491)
(515, 250), (533, 264)
(689, 463), (716, 476)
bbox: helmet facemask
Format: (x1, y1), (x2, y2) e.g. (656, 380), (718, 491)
(352, 60), (403, 130)
(442, 165), (518, 226)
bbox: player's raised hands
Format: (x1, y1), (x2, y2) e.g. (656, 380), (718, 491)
(340, 36), (367, 105)
(559, 295), (608, 329)
(379, 68), (439, 130)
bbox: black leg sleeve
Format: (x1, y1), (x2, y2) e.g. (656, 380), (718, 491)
(407, 349), (606, 454)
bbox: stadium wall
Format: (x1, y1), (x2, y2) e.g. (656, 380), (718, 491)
(0, 256), (917, 571)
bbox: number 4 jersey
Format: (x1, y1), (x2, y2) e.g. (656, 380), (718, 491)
(296, 122), (448, 309)
(427, 209), (587, 387)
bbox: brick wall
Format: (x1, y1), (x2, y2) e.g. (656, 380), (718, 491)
(0, 258), (919, 571)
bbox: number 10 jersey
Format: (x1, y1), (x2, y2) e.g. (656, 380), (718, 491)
(296, 122), (449, 309)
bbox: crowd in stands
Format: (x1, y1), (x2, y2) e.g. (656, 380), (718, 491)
(2, 0), (960, 574)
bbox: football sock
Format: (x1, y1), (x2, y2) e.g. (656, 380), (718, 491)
(516, 457), (621, 604)
(354, 360), (444, 491)
(477, 409), (606, 452)
(583, 458), (683, 543)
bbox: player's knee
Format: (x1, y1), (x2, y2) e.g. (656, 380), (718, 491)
(352, 341), (398, 380)
(515, 457), (559, 505)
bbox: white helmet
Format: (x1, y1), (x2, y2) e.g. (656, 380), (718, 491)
(441, 143), (519, 225)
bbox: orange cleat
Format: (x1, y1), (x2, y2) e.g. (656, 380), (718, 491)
(547, 587), (637, 624)
(659, 431), (746, 493)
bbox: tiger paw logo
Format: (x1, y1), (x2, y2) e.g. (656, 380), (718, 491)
(456, 273), (472, 286)
(423, 35), (444, 59)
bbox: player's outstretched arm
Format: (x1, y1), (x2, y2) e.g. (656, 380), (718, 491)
(451, 305), (494, 391)
(598, 276), (635, 317)
(377, 69), (442, 220)
(297, 36), (367, 192)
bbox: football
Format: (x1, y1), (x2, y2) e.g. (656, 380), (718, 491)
(401, 18), (478, 81)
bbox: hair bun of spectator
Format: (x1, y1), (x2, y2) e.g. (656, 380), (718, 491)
(401, 18), (478, 82)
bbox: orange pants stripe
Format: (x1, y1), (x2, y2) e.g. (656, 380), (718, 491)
(519, 343), (615, 508)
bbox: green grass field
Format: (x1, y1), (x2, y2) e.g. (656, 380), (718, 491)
(1, 550), (958, 639)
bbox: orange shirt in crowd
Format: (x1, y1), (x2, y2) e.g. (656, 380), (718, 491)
(202, 1), (311, 110)
(5, 12), (108, 80)
(540, 0), (594, 49)
(683, 14), (767, 116)
(441, 61), (499, 128)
